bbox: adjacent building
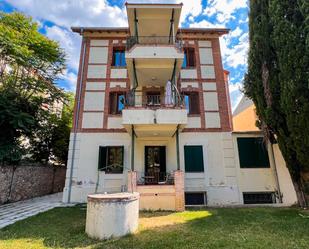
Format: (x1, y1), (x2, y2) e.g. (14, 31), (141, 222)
(63, 3), (297, 209)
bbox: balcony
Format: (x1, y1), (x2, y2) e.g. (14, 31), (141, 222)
(122, 92), (187, 137)
(125, 36), (184, 88)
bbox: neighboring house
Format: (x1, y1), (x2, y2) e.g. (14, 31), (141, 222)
(233, 96), (298, 205)
(63, 3), (296, 209)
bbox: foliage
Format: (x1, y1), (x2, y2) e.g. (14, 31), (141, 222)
(0, 208), (309, 248)
(0, 11), (66, 164)
(244, 0), (309, 206)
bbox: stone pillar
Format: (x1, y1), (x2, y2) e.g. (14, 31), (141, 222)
(127, 171), (137, 193)
(174, 170), (185, 211)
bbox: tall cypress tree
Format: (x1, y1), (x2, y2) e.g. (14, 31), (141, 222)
(245, 0), (309, 206)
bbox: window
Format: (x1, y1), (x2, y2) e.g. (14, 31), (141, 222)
(185, 192), (206, 205)
(237, 137), (270, 168)
(98, 146), (124, 174)
(184, 92), (199, 114)
(112, 48), (126, 67)
(182, 47), (195, 68)
(109, 92), (125, 114)
(184, 145), (204, 172)
(243, 192), (275, 204)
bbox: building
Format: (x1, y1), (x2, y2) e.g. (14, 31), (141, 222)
(233, 96), (297, 205)
(63, 3), (297, 209)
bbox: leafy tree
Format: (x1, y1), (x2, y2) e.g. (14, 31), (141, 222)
(0, 11), (66, 164)
(244, 0), (309, 206)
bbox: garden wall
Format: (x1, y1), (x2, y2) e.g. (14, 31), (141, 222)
(0, 164), (66, 204)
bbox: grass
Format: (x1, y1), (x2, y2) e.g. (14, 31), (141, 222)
(0, 206), (308, 249)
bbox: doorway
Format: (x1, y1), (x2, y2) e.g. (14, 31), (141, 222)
(144, 146), (166, 184)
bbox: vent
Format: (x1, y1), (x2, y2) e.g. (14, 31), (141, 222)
(243, 192), (275, 204)
(185, 192), (206, 206)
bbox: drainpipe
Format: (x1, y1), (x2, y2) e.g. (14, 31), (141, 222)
(131, 126), (135, 171)
(269, 143), (283, 203)
(176, 125), (180, 171)
(67, 30), (86, 203)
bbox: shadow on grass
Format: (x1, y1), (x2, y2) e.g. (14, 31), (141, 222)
(0, 207), (309, 249)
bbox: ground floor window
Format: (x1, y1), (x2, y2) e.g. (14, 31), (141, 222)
(237, 137), (270, 168)
(185, 192), (206, 205)
(243, 192), (275, 204)
(184, 145), (204, 172)
(98, 146), (124, 174)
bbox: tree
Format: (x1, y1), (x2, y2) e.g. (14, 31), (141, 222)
(0, 11), (66, 164)
(244, 0), (309, 206)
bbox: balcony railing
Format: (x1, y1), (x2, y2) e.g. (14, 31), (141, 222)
(126, 36), (183, 50)
(136, 171), (175, 185)
(125, 90), (185, 108)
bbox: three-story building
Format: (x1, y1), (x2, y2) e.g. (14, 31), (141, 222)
(63, 3), (296, 209)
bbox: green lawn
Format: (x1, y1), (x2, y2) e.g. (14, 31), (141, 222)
(0, 206), (308, 249)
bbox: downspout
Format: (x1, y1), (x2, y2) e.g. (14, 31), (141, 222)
(131, 126), (135, 171)
(269, 143), (283, 203)
(134, 9), (139, 44)
(67, 29), (86, 203)
(176, 125), (180, 171)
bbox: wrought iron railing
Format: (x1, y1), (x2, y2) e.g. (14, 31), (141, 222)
(136, 171), (175, 185)
(126, 36), (183, 50)
(125, 90), (185, 108)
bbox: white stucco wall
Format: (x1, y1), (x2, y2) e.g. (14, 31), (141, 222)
(110, 82), (127, 88)
(107, 117), (123, 129)
(63, 133), (131, 203)
(181, 82), (199, 88)
(198, 41), (212, 47)
(110, 69), (127, 78)
(82, 112), (104, 129)
(203, 92), (219, 111)
(87, 65), (107, 79)
(83, 92), (105, 111)
(199, 48), (214, 64)
(181, 69), (197, 79)
(186, 117), (201, 128)
(90, 40), (109, 46)
(88, 47), (108, 64)
(201, 65), (216, 79)
(232, 133), (297, 205)
(202, 82), (217, 91)
(205, 112), (221, 128)
(86, 82), (106, 91)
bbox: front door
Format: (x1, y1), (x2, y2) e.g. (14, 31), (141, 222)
(144, 146), (166, 184)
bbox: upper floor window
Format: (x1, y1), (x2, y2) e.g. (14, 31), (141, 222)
(112, 48), (126, 67)
(109, 92), (125, 115)
(182, 47), (195, 68)
(184, 92), (199, 114)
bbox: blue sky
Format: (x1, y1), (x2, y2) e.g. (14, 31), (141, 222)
(0, 0), (248, 110)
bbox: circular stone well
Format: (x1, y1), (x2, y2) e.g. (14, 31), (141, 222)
(85, 192), (139, 240)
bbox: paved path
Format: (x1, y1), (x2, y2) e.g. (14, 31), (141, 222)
(0, 192), (64, 229)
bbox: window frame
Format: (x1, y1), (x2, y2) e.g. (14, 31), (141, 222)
(184, 145), (204, 172)
(112, 47), (126, 67)
(98, 146), (124, 174)
(237, 137), (270, 168)
(109, 92), (125, 115)
(183, 92), (200, 115)
(182, 47), (196, 68)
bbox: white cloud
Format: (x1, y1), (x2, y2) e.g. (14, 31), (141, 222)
(203, 0), (248, 25)
(60, 70), (78, 91)
(220, 32), (249, 69)
(6, 0), (128, 28)
(45, 25), (81, 71)
(189, 19), (224, 28)
(229, 82), (243, 94)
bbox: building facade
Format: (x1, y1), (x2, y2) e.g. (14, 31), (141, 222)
(63, 3), (297, 208)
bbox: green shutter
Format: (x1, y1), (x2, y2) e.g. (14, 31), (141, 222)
(184, 146), (204, 172)
(237, 137), (270, 168)
(98, 146), (107, 171)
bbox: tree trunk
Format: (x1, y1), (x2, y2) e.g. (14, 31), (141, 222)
(292, 176), (307, 208)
